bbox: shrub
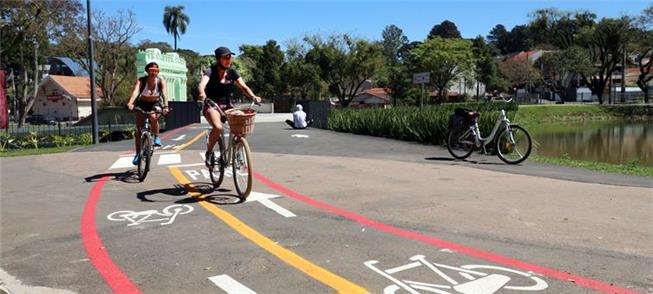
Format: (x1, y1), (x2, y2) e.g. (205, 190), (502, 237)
(78, 133), (93, 145)
(327, 102), (517, 145)
(21, 131), (40, 149)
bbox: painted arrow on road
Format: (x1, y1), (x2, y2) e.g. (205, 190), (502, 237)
(245, 192), (296, 218)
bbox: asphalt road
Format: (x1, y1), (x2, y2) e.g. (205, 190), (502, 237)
(1, 119), (651, 294)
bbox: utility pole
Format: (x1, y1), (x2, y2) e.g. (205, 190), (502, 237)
(621, 44), (626, 103)
(87, 0), (99, 144)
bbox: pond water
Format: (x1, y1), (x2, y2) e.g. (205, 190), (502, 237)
(529, 120), (652, 166)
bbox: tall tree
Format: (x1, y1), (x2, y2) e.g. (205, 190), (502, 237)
(282, 41), (324, 101)
(508, 25), (533, 53)
(576, 17), (631, 104)
(529, 8), (596, 49)
(411, 37), (474, 101)
(487, 24), (511, 54)
(240, 40), (286, 99)
(498, 57), (541, 92)
(381, 25), (409, 64)
(472, 36), (502, 94)
(305, 34), (385, 107)
(428, 20), (462, 39)
(537, 47), (593, 102)
(0, 0), (82, 126)
(162, 5), (189, 51)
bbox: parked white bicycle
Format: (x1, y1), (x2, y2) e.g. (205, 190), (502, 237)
(107, 204), (194, 226)
(447, 107), (532, 164)
(365, 254), (548, 294)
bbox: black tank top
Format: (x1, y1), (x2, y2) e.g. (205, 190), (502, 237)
(204, 65), (241, 105)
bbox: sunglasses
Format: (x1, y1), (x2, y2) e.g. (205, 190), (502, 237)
(220, 55), (233, 60)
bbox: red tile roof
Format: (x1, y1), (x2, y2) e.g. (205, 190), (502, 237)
(365, 88), (391, 95)
(48, 75), (103, 99)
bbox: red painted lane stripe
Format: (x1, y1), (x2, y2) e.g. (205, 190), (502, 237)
(160, 123), (195, 140)
(253, 172), (641, 294)
(81, 176), (142, 294)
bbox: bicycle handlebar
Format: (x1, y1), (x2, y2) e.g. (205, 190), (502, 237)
(133, 106), (164, 115)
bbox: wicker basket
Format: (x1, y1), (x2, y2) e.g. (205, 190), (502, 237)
(225, 108), (256, 136)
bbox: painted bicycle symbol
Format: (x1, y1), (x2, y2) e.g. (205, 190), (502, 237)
(107, 204), (194, 226)
(365, 254), (548, 294)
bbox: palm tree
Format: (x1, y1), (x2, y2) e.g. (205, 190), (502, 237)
(162, 5), (190, 51)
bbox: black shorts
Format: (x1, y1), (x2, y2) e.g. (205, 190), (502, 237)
(136, 100), (160, 112)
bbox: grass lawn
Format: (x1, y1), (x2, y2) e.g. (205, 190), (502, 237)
(530, 155), (653, 178)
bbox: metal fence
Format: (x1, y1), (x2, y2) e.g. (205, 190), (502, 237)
(4, 122), (133, 138)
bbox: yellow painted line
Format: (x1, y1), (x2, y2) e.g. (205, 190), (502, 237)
(174, 130), (207, 152)
(169, 167), (369, 294)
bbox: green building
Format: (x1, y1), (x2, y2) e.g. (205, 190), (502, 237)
(135, 48), (188, 101)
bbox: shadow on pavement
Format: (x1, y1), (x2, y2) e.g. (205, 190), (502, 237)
(84, 171), (140, 183)
(174, 182), (242, 205)
(137, 184), (189, 202)
(424, 157), (456, 161)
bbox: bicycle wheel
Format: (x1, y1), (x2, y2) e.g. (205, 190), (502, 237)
(208, 134), (226, 188)
(232, 138), (253, 199)
(496, 125), (532, 164)
(138, 133), (152, 182)
(447, 127), (475, 160)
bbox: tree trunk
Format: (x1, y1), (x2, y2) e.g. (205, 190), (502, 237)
(645, 88), (650, 104)
(438, 88), (445, 103)
(174, 32), (178, 51)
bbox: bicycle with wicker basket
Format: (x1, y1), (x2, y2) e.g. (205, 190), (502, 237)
(204, 99), (258, 199)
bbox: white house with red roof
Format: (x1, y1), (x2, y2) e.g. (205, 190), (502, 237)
(351, 88), (392, 108)
(32, 75), (103, 121)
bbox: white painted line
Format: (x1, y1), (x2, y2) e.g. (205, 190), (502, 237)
(109, 157), (134, 169)
(171, 162), (206, 168)
(208, 275), (257, 294)
(246, 192), (296, 218)
(158, 153), (181, 165)
(171, 134), (187, 141)
(161, 144), (174, 150)
(291, 134), (309, 138)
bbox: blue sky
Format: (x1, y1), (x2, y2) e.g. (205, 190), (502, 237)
(91, 0), (651, 55)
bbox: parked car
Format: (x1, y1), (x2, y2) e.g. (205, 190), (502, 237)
(26, 115), (57, 125)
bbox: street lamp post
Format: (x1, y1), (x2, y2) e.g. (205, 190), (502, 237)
(86, 0), (99, 144)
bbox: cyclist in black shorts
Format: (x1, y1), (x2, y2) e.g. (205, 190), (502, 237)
(198, 46), (261, 166)
(126, 62), (170, 165)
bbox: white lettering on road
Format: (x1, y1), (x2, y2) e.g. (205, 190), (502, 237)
(185, 169), (233, 181)
(208, 275), (256, 294)
(246, 192), (296, 218)
(185, 170), (201, 181)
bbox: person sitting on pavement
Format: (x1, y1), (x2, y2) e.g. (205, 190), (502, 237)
(285, 104), (311, 129)
(126, 62), (170, 165)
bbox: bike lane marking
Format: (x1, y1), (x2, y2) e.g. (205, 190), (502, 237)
(168, 166), (368, 294)
(80, 124), (201, 293)
(251, 172), (641, 294)
(81, 176), (142, 294)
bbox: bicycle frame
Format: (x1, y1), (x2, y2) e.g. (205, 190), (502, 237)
(469, 109), (511, 148)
